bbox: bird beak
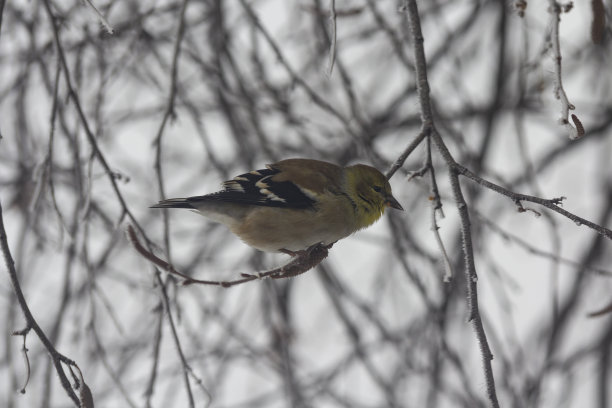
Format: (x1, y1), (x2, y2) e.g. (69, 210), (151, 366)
(385, 195), (404, 211)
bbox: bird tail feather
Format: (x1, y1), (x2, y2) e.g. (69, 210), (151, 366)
(150, 198), (195, 209)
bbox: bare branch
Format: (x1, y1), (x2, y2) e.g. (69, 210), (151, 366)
(403, 0), (500, 405)
(326, 0), (337, 76)
(127, 225), (330, 288)
(456, 164), (612, 240)
(0, 200), (80, 406)
(548, 1), (582, 139)
(588, 300), (612, 318)
(83, 0), (114, 34)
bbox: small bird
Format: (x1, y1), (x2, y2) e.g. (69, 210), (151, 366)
(151, 158), (403, 254)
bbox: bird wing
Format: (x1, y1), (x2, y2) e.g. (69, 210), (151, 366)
(190, 165), (317, 209)
(153, 159), (344, 210)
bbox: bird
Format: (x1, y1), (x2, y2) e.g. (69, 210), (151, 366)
(151, 158), (403, 255)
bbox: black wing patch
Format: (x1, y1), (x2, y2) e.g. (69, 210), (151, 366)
(186, 167), (316, 209)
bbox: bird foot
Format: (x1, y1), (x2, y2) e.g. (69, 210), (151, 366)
(279, 248), (304, 257)
(279, 242), (335, 258)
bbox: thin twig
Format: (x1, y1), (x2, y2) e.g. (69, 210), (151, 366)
(425, 135), (453, 282)
(143, 307), (164, 408)
(153, 0), (190, 261)
(548, 1), (582, 139)
(455, 163), (612, 240)
(385, 128), (428, 180)
(588, 300), (612, 318)
(0, 0), (5, 43)
(83, 0), (114, 34)
(156, 271), (199, 408)
(475, 211), (612, 277)
(11, 328), (31, 394)
(326, 0), (337, 76)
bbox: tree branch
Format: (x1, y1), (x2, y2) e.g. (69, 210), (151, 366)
(127, 225), (330, 288)
(0, 200), (81, 406)
(402, 1), (500, 406)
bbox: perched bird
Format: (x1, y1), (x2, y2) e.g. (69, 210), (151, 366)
(151, 158), (403, 254)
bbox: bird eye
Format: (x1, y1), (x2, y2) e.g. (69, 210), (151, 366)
(372, 186), (382, 193)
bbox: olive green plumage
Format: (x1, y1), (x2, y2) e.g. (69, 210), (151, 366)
(152, 158), (403, 253)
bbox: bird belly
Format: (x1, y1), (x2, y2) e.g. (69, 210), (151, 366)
(232, 206), (354, 252)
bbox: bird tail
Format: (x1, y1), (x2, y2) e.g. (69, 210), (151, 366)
(150, 198), (195, 209)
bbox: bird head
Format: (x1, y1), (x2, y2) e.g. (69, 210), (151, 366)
(345, 164), (403, 228)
